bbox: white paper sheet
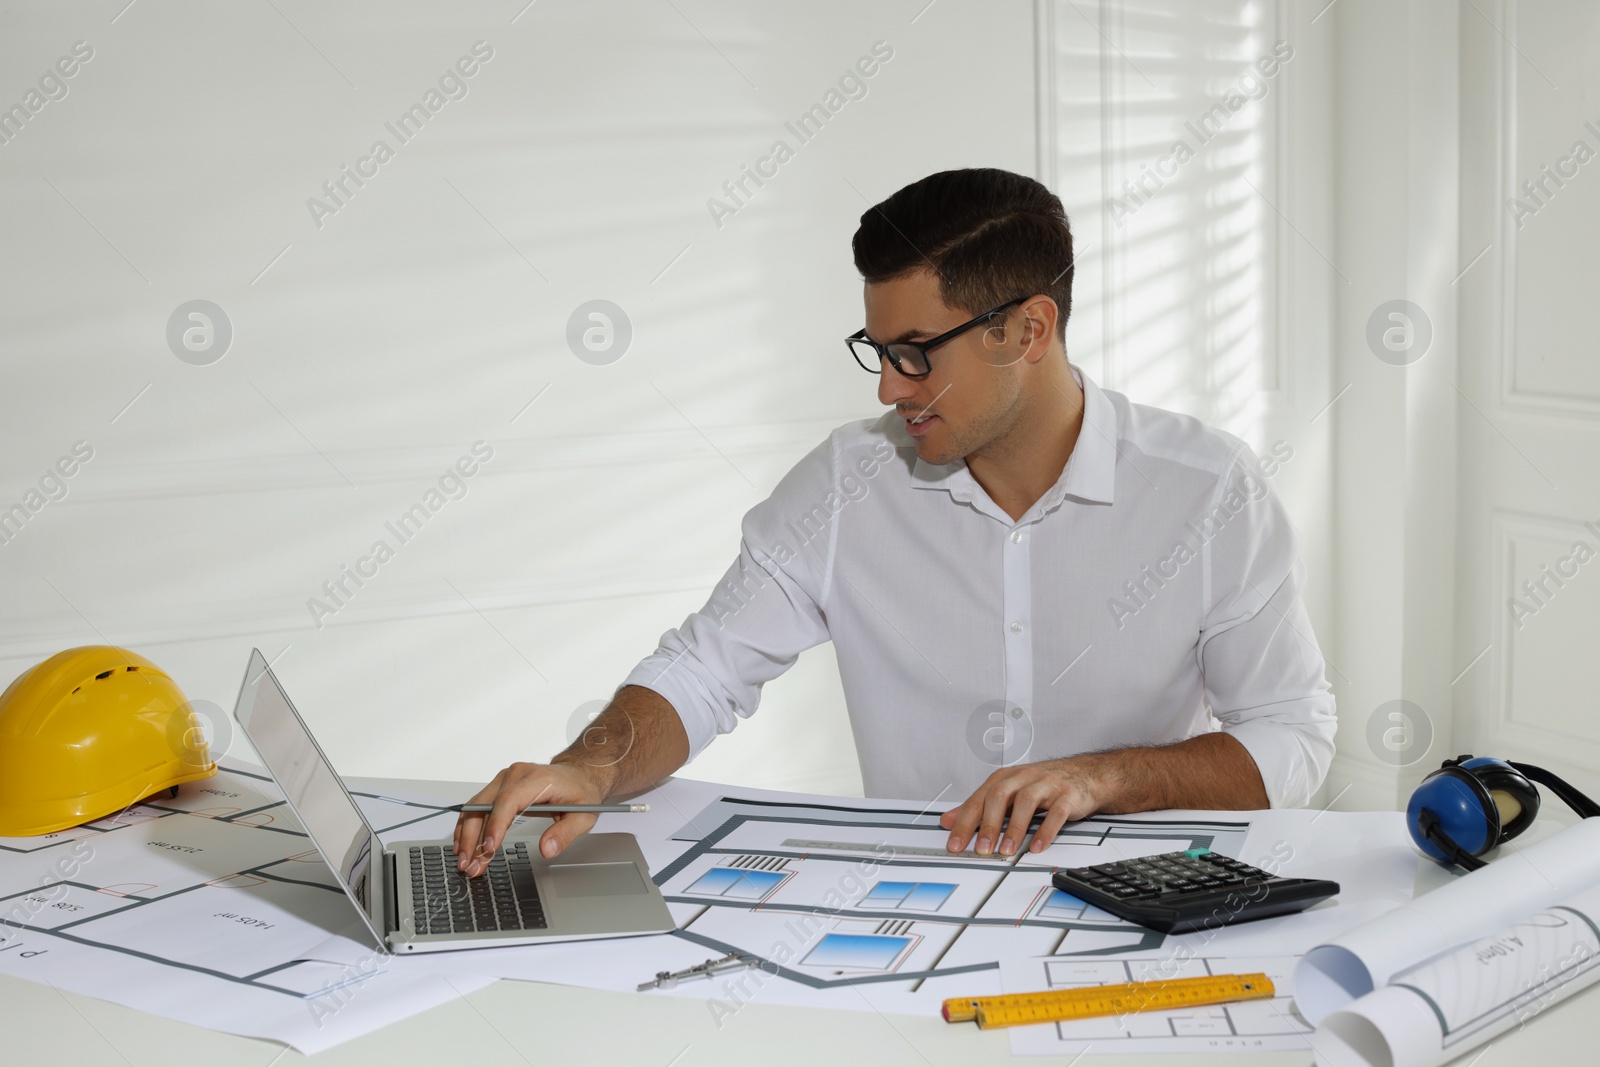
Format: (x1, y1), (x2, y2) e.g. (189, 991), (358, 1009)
(1312, 882), (1600, 1067)
(1000, 952), (1311, 1055)
(0, 759), (494, 1054)
(0, 762), (1420, 1049)
(400, 789), (1418, 1026)
(991, 808), (1415, 1056)
(402, 782), (1260, 1016)
(1294, 817), (1600, 1025)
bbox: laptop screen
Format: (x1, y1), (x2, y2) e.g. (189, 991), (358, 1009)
(232, 649), (379, 923)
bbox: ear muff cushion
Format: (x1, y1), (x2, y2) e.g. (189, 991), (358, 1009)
(1407, 773), (1496, 861)
(1461, 758), (1541, 840)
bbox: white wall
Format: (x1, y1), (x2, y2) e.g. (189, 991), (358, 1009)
(0, 0), (1032, 795)
(1323, 0), (1462, 809)
(1453, 0), (1600, 801)
(1043, 0), (1338, 801)
(1324, 0), (1600, 809)
(18, 2), (1585, 815)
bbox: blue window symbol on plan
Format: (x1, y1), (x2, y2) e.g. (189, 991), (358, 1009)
(1038, 888), (1088, 919)
(801, 933), (913, 971)
(686, 867), (787, 902)
(860, 881), (955, 911)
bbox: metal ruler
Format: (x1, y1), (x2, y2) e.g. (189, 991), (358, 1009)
(942, 972), (1275, 1030)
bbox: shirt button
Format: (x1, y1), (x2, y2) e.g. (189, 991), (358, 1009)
(1010, 529), (1023, 544)
(1009, 621), (1024, 635)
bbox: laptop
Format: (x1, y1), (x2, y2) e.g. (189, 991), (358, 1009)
(231, 648), (675, 954)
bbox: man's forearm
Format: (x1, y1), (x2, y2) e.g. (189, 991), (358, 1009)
(550, 684), (690, 798)
(1081, 731), (1269, 811)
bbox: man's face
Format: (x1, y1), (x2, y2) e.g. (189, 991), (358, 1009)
(863, 269), (1025, 465)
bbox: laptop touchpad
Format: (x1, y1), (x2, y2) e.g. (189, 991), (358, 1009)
(546, 861), (648, 897)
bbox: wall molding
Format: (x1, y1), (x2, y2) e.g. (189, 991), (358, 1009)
(1033, 0), (1058, 190)
(1490, 507), (1600, 769)
(1494, 0), (1600, 420)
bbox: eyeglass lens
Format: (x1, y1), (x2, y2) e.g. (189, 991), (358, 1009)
(849, 340), (930, 377)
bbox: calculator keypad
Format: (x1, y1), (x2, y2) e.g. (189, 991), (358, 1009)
(1060, 849), (1262, 902)
(1052, 847), (1339, 934)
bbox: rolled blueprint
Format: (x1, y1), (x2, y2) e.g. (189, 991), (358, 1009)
(1312, 882), (1600, 1067)
(1294, 817), (1600, 1024)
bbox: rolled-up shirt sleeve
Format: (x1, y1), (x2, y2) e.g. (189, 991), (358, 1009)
(620, 437), (844, 761)
(1196, 449), (1338, 808)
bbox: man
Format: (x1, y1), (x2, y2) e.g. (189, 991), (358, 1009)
(455, 168), (1335, 877)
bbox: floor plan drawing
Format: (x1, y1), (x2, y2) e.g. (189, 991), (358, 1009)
(0, 758), (492, 1053)
(999, 952), (1312, 1056)
(647, 795), (1255, 1009)
(2, 769), (1413, 1038)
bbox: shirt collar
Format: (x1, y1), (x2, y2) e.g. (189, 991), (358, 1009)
(910, 364), (1118, 514)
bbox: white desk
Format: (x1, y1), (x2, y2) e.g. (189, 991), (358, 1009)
(8, 776), (1596, 1066)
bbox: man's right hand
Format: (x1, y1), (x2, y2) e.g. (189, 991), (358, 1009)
(452, 760), (607, 875)
(451, 687), (690, 876)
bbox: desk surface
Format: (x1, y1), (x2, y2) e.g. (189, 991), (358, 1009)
(9, 777), (1595, 1066)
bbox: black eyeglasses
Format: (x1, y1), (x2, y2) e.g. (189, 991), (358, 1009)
(845, 297), (1026, 379)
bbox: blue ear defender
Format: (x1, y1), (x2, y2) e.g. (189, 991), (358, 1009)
(1406, 755), (1600, 871)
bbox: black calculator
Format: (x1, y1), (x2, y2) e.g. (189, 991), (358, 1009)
(1049, 848), (1339, 934)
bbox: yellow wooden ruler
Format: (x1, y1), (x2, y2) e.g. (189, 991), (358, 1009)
(942, 972), (1275, 1030)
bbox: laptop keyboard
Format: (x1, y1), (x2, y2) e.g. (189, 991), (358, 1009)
(409, 841), (547, 935)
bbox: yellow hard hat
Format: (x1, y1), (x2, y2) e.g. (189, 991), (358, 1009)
(0, 646), (217, 836)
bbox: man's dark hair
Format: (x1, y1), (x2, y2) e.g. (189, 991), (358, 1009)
(852, 168), (1074, 341)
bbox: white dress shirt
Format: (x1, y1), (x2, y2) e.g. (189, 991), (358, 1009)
(622, 366), (1336, 807)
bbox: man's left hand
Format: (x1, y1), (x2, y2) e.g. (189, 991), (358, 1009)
(940, 758), (1104, 856)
